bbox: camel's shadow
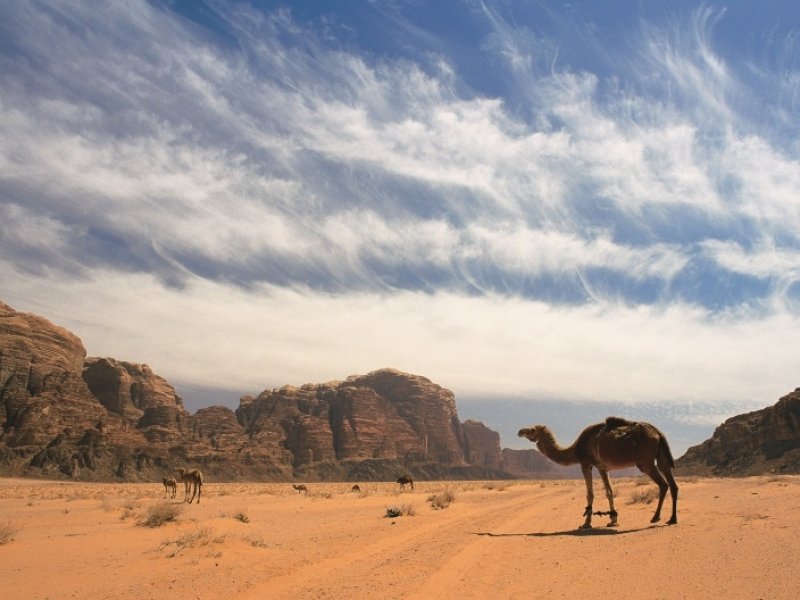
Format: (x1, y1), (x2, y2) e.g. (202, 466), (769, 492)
(475, 525), (659, 538)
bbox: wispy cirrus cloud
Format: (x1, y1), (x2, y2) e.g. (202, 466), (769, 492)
(1, 0), (799, 440)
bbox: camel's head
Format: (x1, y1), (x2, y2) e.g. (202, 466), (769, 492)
(517, 425), (546, 443)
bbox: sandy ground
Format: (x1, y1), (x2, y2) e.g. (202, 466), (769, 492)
(0, 475), (798, 599)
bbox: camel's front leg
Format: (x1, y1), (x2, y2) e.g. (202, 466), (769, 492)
(580, 464), (594, 529)
(599, 469), (618, 527)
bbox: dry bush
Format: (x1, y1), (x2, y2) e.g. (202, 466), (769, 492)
(243, 534), (268, 548)
(0, 520), (20, 545)
(428, 488), (456, 510)
(628, 487), (659, 505)
(233, 510), (250, 523)
(385, 504), (416, 518)
(160, 526), (226, 558)
(139, 502), (183, 527)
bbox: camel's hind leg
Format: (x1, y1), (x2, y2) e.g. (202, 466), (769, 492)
(640, 462), (669, 523)
(658, 460), (679, 525)
(598, 469), (618, 527)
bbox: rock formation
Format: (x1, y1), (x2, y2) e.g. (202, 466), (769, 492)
(0, 300), (522, 481)
(462, 420), (503, 470)
(677, 389), (800, 476)
(0, 301), (106, 452)
(501, 448), (582, 478)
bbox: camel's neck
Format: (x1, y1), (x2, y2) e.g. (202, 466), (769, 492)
(535, 428), (578, 466)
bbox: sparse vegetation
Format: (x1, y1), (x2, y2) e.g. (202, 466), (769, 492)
(243, 534), (268, 548)
(428, 488), (456, 510)
(0, 520), (20, 545)
(628, 487), (659, 505)
(139, 502), (183, 527)
(385, 504), (416, 518)
(159, 526), (226, 558)
(233, 510), (250, 523)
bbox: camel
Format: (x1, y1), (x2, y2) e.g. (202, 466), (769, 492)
(518, 417), (678, 529)
(397, 476), (414, 491)
(292, 484), (308, 494)
(162, 476), (177, 499)
(177, 467), (203, 504)
(351, 484), (361, 493)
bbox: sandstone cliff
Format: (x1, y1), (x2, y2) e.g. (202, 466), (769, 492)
(501, 448), (582, 479)
(462, 420), (502, 470)
(0, 301), (520, 482)
(0, 301), (106, 452)
(677, 389), (800, 476)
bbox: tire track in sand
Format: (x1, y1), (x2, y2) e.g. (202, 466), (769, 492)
(235, 484), (574, 599)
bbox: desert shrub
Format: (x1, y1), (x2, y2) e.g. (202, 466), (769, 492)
(0, 520), (20, 545)
(233, 510), (250, 523)
(160, 526), (225, 557)
(139, 502), (183, 527)
(428, 488), (456, 510)
(243, 534), (268, 548)
(628, 487), (659, 505)
(385, 504), (416, 518)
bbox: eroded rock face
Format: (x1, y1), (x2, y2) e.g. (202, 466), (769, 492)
(235, 369), (469, 469)
(0, 302), (106, 449)
(0, 300), (516, 481)
(83, 357), (186, 421)
(677, 389), (800, 475)
(500, 448), (581, 478)
(462, 420), (502, 469)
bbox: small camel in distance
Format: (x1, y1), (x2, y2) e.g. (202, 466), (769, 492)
(162, 476), (177, 499)
(518, 417), (678, 529)
(177, 467), (203, 503)
(396, 476), (414, 491)
(292, 484), (308, 494)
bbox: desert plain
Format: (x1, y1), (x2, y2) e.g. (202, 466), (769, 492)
(0, 475), (798, 599)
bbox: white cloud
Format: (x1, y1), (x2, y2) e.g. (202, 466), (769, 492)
(2, 262), (796, 409)
(2, 0), (800, 439)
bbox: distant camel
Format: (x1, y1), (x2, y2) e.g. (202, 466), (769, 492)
(292, 484), (308, 494)
(177, 467), (203, 504)
(351, 484), (361, 493)
(518, 417), (678, 528)
(162, 476), (177, 499)
(397, 476), (414, 491)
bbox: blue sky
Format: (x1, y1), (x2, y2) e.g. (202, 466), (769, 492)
(2, 1), (799, 455)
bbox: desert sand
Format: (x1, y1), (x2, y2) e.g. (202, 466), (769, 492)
(0, 475), (798, 599)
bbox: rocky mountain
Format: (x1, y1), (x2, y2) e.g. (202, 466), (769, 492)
(501, 448), (583, 479)
(676, 389), (800, 476)
(2, 300), (564, 482)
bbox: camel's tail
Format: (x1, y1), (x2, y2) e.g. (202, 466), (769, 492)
(642, 422), (675, 470)
(658, 434), (675, 469)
